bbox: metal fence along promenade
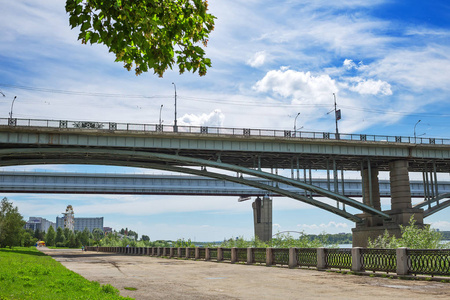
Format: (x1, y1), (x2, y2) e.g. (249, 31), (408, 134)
(2, 117), (449, 145)
(86, 246), (450, 279)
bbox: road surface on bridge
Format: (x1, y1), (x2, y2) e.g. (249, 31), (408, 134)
(40, 248), (450, 300)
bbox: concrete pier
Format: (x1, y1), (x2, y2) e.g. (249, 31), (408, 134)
(252, 195), (272, 242)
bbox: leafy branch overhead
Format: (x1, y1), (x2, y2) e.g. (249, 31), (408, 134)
(66, 0), (215, 76)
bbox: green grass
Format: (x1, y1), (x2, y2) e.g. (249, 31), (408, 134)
(0, 247), (133, 300)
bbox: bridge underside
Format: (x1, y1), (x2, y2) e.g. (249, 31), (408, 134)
(1, 139), (449, 172)
(0, 147), (396, 223)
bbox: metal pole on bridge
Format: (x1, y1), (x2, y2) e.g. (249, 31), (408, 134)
(172, 82), (177, 132)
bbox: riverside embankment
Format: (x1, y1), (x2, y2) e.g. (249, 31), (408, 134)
(40, 248), (450, 300)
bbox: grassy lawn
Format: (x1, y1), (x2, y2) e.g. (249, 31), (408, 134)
(0, 247), (132, 300)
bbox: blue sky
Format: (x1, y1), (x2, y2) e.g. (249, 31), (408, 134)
(0, 0), (449, 241)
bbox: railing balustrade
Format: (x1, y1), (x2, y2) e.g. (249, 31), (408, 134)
(83, 246), (450, 278)
(2, 117), (448, 145)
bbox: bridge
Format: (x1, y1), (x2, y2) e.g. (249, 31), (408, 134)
(1, 117), (450, 246)
(1, 171), (449, 200)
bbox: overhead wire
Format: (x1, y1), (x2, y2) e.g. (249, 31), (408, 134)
(1, 83), (449, 119)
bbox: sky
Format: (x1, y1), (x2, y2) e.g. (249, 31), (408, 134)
(0, 0), (449, 241)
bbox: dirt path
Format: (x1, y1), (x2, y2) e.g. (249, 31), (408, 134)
(40, 248), (450, 300)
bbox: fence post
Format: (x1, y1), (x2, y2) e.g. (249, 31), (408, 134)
(247, 248), (253, 264)
(205, 248), (211, 261)
(396, 247), (408, 275)
(186, 247), (190, 259)
(351, 247), (362, 272)
(289, 248), (297, 269)
(217, 247), (223, 261)
(169, 248), (174, 258)
(231, 247), (237, 263)
(195, 247), (200, 259)
(157, 247), (161, 256)
(266, 248), (273, 266)
(317, 248), (326, 270)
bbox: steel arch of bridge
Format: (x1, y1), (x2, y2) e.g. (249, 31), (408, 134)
(0, 147), (391, 222)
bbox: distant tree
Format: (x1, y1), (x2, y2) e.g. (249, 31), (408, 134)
(92, 228), (104, 246)
(21, 228), (37, 247)
(64, 230), (75, 247)
(68, 232), (80, 248)
(127, 230), (138, 241)
(0, 197), (26, 248)
(55, 227), (66, 245)
(45, 226), (56, 247)
(34, 228), (45, 241)
(63, 227), (72, 240)
(65, 0), (215, 76)
(80, 227), (91, 246)
(141, 235), (150, 242)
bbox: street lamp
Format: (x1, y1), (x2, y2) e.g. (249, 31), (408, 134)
(294, 112), (301, 136)
(414, 120), (421, 142)
(9, 96), (17, 119)
(333, 93), (341, 138)
(159, 104), (163, 126)
(172, 82), (177, 132)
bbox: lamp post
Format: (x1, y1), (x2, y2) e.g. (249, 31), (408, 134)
(333, 93), (341, 138)
(414, 120), (421, 143)
(294, 112), (301, 136)
(9, 96), (17, 119)
(159, 104), (163, 126)
(172, 82), (177, 132)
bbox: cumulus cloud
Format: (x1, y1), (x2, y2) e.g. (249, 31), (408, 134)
(254, 68), (337, 103)
(343, 59), (368, 71)
(247, 51), (267, 68)
(348, 78), (393, 95)
(179, 109), (225, 127)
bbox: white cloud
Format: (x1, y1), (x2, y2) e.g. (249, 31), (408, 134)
(254, 68), (337, 103)
(179, 109), (225, 127)
(348, 78), (393, 95)
(247, 51), (267, 68)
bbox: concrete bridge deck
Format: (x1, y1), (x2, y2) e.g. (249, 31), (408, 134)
(40, 248), (450, 300)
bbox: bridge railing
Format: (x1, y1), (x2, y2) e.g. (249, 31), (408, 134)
(85, 246), (450, 279)
(2, 117), (449, 145)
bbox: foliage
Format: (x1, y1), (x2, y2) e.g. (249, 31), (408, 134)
(141, 235), (150, 242)
(368, 216), (449, 249)
(218, 233), (333, 249)
(45, 226), (56, 247)
(55, 227), (65, 245)
(92, 228), (104, 246)
(173, 238), (195, 248)
(65, 0), (216, 77)
(0, 197), (26, 248)
(21, 229), (38, 247)
(34, 228), (45, 241)
(0, 247), (131, 299)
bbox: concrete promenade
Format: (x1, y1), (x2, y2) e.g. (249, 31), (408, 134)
(40, 248), (450, 300)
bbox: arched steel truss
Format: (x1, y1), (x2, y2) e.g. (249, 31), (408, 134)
(414, 193), (450, 218)
(0, 147), (393, 222)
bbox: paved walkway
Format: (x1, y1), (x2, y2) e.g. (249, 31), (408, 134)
(40, 248), (450, 300)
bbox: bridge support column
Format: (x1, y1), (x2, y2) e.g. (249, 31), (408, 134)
(385, 160), (424, 226)
(352, 160), (424, 247)
(252, 196), (272, 242)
